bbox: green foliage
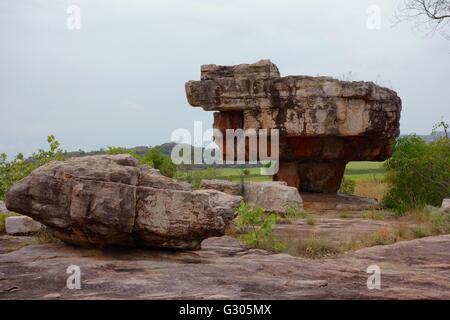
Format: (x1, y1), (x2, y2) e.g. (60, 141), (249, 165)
(0, 135), (63, 200)
(383, 135), (450, 214)
(176, 167), (219, 188)
(106, 146), (129, 155)
(107, 146), (177, 178)
(239, 168), (251, 184)
(140, 148), (176, 178)
(284, 206), (307, 219)
(235, 202), (284, 250)
(339, 177), (356, 194)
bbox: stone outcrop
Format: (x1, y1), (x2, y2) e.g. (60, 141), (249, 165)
(186, 60), (401, 193)
(5, 155), (242, 250)
(1, 234), (450, 299)
(200, 179), (303, 213)
(301, 193), (380, 211)
(200, 179), (242, 196)
(5, 216), (43, 235)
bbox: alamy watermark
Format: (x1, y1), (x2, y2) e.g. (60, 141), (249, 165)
(366, 264), (381, 290)
(170, 121), (280, 175)
(66, 5), (81, 30)
(66, 265), (81, 290)
(366, 5), (382, 30)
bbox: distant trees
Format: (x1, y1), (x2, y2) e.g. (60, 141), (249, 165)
(106, 146), (177, 178)
(0, 135), (64, 200)
(397, 0), (450, 38)
(0, 138), (179, 201)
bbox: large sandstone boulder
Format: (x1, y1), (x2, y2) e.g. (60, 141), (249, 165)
(5, 216), (43, 235)
(186, 60), (401, 193)
(5, 155), (242, 250)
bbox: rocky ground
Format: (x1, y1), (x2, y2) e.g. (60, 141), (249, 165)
(1, 233), (449, 299)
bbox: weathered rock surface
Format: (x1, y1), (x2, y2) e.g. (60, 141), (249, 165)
(200, 179), (303, 213)
(0, 235), (36, 254)
(5, 155), (242, 250)
(200, 179), (242, 196)
(243, 181), (303, 213)
(0, 234), (449, 299)
(441, 199), (450, 213)
(186, 60), (401, 193)
(273, 218), (390, 246)
(5, 216), (43, 235)
(302, 193), (380, 211)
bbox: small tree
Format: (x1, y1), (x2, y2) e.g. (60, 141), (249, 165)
(140, 148), (176, 178)
(0, 135), (64, 200)
(397, 0), (450, 39)
(383, 134), (450, 214)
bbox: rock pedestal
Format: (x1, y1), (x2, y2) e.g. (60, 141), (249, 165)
(186, 60), (402, 193)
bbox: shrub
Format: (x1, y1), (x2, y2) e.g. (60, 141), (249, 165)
(0, 135), (63, 200)
(284, 206), (307, 219)
(140, 148), (177, 178)
(383, 135), (450, 214)
(339, 177), (356, 195)
(235, 202), (284, 250)
(106, 146), (129, 155)
(107, 146), (177, 178)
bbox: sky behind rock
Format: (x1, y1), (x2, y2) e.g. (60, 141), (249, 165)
(0, 0), (449, 156)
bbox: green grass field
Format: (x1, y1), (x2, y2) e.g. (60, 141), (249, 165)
(344, 161), (385, 181)
(180, 161), (386, 183)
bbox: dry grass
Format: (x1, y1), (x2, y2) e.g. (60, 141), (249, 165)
(285, 235), (339, 258)
(272, 207), (450, 258)
(354, 180), (388, 201)
(33, 228), (60, 244)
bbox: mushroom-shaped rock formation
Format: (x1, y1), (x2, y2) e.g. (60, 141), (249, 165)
(186, 60), (401, 193)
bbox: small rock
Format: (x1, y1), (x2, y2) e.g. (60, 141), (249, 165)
(0, 200), (10, 213)
(441, 199), (450, 213)
(200, 179), (242, 196)
(5, 216), (43, 235)
(243, 181), (303, 213)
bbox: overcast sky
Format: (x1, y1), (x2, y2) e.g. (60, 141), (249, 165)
(0, 0), (449, 157)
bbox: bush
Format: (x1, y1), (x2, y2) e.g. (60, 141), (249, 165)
(140, 148), (176, 178)
(339, 177), (356, 194)
(235, 202), (284, 250)
(0, 135), (63, 200)
(107, 146), (177, 178)
(383, 135), (450, 214)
